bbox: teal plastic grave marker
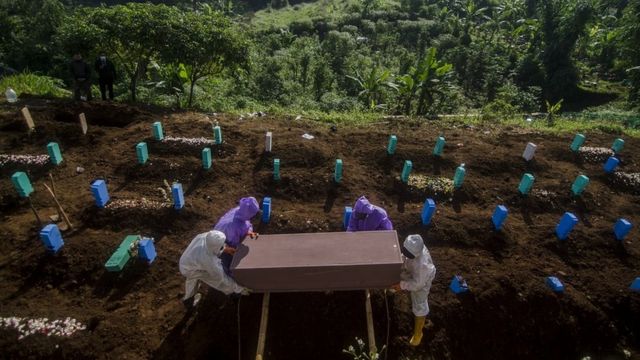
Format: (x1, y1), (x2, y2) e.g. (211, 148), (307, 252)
(433, 136), (445, 156)
(46, 142), (63, 165)
(214, 125), (222, 145)
(387, 135), (397, 155)
(105, 235), (140, 272)
(334, 159), (343, 183)
(202, 147), (212, 170)
(273, 158), (280, 181)
(401, 160), (412, 183)
(611, 138), (624, 153)
(11, 171), (34, 198)
(136, 142), (148, 164)
(152, 121), (164, 140)
(571, 175), (589, 196)
(453, 165), (466, 188)
(570, 134), (585, 152)
(518, 173), (535, 195)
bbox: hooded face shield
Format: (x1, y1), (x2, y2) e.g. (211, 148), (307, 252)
(401, 245), (416, 259)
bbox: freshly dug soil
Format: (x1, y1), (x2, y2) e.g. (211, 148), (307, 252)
(0, 99), (639, 360)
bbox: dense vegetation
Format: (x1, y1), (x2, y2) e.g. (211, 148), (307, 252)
(1, 0), (639, 119)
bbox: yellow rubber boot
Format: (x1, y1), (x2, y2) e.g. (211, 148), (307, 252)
(409, 316), (426, 346)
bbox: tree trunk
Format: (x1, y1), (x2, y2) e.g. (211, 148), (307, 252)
(188, 79), (196, 108)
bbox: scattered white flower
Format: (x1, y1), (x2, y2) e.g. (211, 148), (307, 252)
(0, 316), (86, 339)
(162, 136), (214, 147)
(0, 154), (50, 167)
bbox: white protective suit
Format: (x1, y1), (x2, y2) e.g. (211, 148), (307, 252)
(179, 230), (246, 299)
(400, 235), (437, 317)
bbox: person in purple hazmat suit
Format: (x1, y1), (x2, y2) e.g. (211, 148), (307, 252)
(214, 196), (261, 273)
(347, 195), (393, 232)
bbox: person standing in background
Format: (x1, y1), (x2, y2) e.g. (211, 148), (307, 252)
(94, 53), (116, 100)
(70, 53), (91, 101)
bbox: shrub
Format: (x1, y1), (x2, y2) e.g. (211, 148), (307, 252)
(0, 72), (70, 99)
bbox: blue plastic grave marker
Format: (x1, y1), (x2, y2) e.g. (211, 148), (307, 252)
(453, 165), (466, 188)
(603, 157), (619, 174)
(630, 278), (640, 292)
(136, 142), (148, 164)
(40, 224), (64, 254)
(614, 218), (632, 241)
(334, 159), (343, 183)
(433, 136), (445, 156)
(518, 173), (535, 195)
(571, 175), (589, 196)
(401, 160), (412, 183)
(450, 275), (469, 294)
(90, 179), (110, 208)
(343, 206), (352, 230)
(421, 198), (436, 226)
(387, 135), (397, 155)
(262, 197), (272, 223)
(138, 238), (157, 264)
(214, 125), (222, 145)
(570, 134), (585, 152)
(46, 142), (63, 165)
(273, 158), (281, 181)
(611, 138), (624, 153)
(492, 205), (508, 231)
(172, 183), (184, 210)
(202, 147), (212, 170)
(152, 121), (164, 140)
(11, 171), (34, 198)
(546, 276), (564, 293)
(556, 212), (578, 240)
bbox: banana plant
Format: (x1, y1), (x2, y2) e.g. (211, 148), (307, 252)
(347, 67), (396, 110)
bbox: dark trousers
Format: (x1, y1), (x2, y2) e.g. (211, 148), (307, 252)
(99, 79), (114, 100)
(220, 252), (233, 276)
(73, 79), (92, 101)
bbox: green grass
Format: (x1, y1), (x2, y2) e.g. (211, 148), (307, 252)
(0, 72), (71, 99)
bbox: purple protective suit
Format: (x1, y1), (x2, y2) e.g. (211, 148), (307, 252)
(214, 197), (260, 248)
(347, 196), (393, 232)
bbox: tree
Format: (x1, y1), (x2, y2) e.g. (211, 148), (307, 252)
(161, 6), (249, 107)
(617, 0), (640, 106)
(347, 66), (395, 109)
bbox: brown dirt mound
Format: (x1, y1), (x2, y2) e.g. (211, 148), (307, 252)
(0, 99), (639, 360)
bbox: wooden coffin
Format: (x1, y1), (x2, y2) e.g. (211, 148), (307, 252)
(230, 230), (402, 292)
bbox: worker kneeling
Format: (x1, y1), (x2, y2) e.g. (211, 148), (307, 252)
(179, 230), (249, 309)
(396, 234), (436, 346)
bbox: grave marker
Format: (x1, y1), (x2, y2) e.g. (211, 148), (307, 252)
(343, 206), (352, 230)
(401, 160), (412, 183)
(138, 238), (157, 264)
(90, 179), (110, 208)
(214, 125), (222, 145)
(202, 148), (212, 170)
(79, 113), (88, 135)
(40, 224), (64, 254)
(421, 198), (436, 226)
(492, 205), (508, 231)
(450, 275), (469, 294)
(46, 142), (63, 165)
(518, 173), (535, 195)
(172, 183), (184, 210)
(630, 278), (640, 292)
(611, 138), (624, 153)
(453, 164), (466, 188)
(21, 106), (35, 131)
(546, 276), (564, 293)
(152, 121), (164, 140)
(571, 175), (589, 196)
(603, 157), (619, 174)
(556, 212), (578, 240)
(387, 135), (397, 155)
(11, 171), (33, 198)
(570, 134), (585, 152)
(522, 142), (537, 161)
(262, 197), (272, 223)
(614, 218), (632, 241)
(334, 159), (343, 183)
(273, 158), (280, 181)
(433, 136), (445, 156)
(136, 142), (148, 164)
(105, 235), (140, 272)
(265, 132), (273, 152)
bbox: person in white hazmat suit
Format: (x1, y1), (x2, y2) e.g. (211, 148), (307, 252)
(179, 230), (249, 309)
(394, 234), (436, 346)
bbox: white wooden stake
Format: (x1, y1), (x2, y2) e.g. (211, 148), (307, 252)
(79, 113), (88, 135)
(522, 142), (537, 161)
(21, 106), (35, 131)
(265, 132), (272, 152)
